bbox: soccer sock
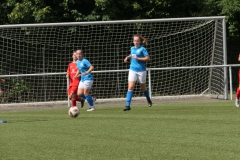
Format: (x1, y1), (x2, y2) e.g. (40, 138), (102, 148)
(71, 98), (77, 107)
(81, 94), (86, 99)
(126, 91), (133, 107)
(237, 87), (240, 99)
(75, 96), (81, 101)
(86, 95), (94, 108)
(143, 90), (151, 103)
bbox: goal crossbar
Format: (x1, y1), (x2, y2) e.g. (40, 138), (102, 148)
(0, 16), (226, 28)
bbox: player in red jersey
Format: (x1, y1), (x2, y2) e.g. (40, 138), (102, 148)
(66, 52), (85, 108)
(0, 78), (5, 95)
(0, 78), (7, 123)
(236, 54), (240, 107)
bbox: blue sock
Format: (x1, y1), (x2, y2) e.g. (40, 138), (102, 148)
(126, 91), (133, 107)
(143, 90), (151, 103)
(81, 94), (86, 99)
(86, 95), (94, 108)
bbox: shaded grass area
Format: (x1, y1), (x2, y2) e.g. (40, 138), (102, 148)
(1, 100), (240, 160)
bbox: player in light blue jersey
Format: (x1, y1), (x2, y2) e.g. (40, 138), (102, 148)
(75, 50), (96, 111)
(123, 34), (152, 111)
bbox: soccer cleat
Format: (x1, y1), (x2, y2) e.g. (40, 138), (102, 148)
(123, 106), (131, 111)
(148, 102), (152, 107)
(0, 119), (7, 123)
(235, 99), (240, 107)
(87, 108), (96, 111)
(80, 98), (85, 108)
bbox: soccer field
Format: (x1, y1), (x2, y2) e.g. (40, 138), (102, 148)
(0, 100), (240, 160)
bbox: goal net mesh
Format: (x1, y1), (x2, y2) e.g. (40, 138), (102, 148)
(0, 18), (225, 104)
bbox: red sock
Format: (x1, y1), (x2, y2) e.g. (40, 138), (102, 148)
(236, 88), (240, 99)
(71, 98), (77, 106)
(75, 96), (81, 102)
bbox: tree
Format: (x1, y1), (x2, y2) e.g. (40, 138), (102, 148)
(5, 0), (98, 23)
(0, 1), (11, 24)
(94, 0), (206, 20)
(2, 0), (240, 39)
(219, 0), (240, 39)
(201, 0), (240, 39)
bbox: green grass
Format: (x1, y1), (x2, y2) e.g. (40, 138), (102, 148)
(1, 100), (240, 160)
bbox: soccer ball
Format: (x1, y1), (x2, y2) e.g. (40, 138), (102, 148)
(68, 106), (80, 118)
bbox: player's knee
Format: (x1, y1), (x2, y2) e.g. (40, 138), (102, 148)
(69, 94), (75, 100)
(140, 84), (147, 90)
(128, 86), (134, 90)
(83, 93), (89, 97)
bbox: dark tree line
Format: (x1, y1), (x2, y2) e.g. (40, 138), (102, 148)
(0, 0), (240, 39)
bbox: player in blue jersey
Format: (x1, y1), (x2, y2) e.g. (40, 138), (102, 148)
(75, 49), (96, 111)
(123, 34), (152, 111)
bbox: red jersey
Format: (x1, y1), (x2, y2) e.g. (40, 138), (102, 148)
(67, 62), (80, 87)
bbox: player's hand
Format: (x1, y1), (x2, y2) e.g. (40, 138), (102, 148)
(133, 55), (138, 60)
(81, 72), (87, 76)
(124, 57), (128, 63)
(66, 73), (69, 78)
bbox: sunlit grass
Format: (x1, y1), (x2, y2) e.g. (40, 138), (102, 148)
(1, 100), (240, 160)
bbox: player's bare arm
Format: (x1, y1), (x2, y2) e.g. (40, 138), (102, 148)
(82, 65), (94, 76)
(74, 70), (80, 78)
(124, 55), (131, 63)
(1, 78), (5, 84)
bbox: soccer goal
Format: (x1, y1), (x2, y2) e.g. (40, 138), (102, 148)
(0, 16), (227, 106)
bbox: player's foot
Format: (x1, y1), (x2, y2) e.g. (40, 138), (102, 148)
(0, 119), (7, 123)
(80, 98), (85, 108)
(148, 100), (152, 107)
(87, 108), (96, 111)
(123, 106), (131, 111)
(92, 95), (97, 102)
(235, 98), (239, 107)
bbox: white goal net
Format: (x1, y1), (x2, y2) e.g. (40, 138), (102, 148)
(0, 16), (227, 106)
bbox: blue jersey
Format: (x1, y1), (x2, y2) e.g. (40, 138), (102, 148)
(129, 46), (149, 72)
(76, 58), (93, 82)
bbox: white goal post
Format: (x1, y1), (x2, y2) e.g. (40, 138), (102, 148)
(0, 16), (228, 106)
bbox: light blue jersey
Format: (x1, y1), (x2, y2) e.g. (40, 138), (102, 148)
(129, 46), (149, 72)
(76, 58), (93, 82)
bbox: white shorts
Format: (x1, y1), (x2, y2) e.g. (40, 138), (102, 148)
(128, 70), (146, 83)
(78, 80), (93, 89)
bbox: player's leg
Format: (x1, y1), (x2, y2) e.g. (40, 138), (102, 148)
(0, 88), (3, 95)
(77, 81), (86, 99)
(138, 71), (152, 107)
(82, 81), (95, 111)
(68, 86), (77, 107)
(140, 83), (152, 107)
(72, 86), (85, 108)
(72, 93), (85, 108)
(124, 70), (136, 111)
(236, 70), (240, 107)
(77, 82), (86, 107)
